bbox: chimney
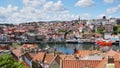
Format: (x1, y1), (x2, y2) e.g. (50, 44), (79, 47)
(103, 16), (106, 20)
(74, 54), (79, 60)
(74, 47), (79, 54)
(108, 56), (114, 63)
(105, 56), (115, 68)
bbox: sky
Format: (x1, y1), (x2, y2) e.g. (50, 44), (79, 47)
(0, 0), (120, 24)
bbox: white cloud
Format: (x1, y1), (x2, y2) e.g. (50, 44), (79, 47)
(43, 0), (65, 12)
(80, 13), (90, 19)
(46, 11), (79, 21)
(22, 0), (46, 7)
(0, 0), (78, 24)
(106, 4), (120, 14)
(97, 4), (120, 19)
(104, 0), (115, 3)
(97, 14), (106, 19)
(0, 5), (18, 21)
(75, 0), (95, 7)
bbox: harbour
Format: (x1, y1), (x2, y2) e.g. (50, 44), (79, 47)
(0, 41), (119, 45)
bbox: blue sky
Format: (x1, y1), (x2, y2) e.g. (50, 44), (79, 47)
(0, 0), (120, 23)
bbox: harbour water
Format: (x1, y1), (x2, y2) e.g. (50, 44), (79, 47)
(39, 43), (119, 54)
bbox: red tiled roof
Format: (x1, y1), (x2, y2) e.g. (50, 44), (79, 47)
(75, 50), (100, 57)
(96, 49), (120, 68)
(0, 45), (9, 50)
(32, 52), (45, 62)
(22, 44), (38, 50)
(59, 55), (75, 60)
(55, 55), (61, 64)
(96, 58), (107, 68)
(95, 34), (103, 36)
(14, 30), (25, 33)
(44, 53), (54, 64)
(28, 53), (37, 59)
(115, 61), (120, 68)
(96, 60), (120, 68)
(62, 60), (101, 68)
(105, 49), (120, 60)
(12, 49), (21, 58)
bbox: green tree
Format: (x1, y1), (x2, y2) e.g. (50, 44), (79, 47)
(12, 42), (21, 49)
(112, 25), (120, 34)
(95, 27), (104, 34)
(59, 29), (73, 39)
(0, 54), (26, 68)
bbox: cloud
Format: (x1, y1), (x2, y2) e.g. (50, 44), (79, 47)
(45, 11), (79, 21)
(104, 0), (115, 3)
(22, 0), (46, 7)
(75, 0), (95, 7)
(0, 5), (18, 22)
(0, 0), (78, 24)
(97, 4), (120, 19)
(80, 13), (91, 19)
(43, 0), (65, 12)
(97, 14), (106, 19)
(106, 4), (120, 14)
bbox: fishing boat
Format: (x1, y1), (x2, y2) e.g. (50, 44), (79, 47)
(96, 39), (112, 47)
(95, 39), (112, 52)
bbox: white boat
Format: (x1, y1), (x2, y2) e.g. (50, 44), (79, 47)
(77, 39), (84, 44)
(66, 39), (83, 44)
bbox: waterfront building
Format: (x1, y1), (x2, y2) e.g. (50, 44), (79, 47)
(104, 33), (119, 42)
(116, 18), (120, 25)
(0, 44), (10, 52)
(105, 24), (113, 33)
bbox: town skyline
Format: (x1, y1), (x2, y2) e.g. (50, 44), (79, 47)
(0, 0), (120, 24)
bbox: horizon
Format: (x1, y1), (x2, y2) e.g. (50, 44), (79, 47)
(0, 17), (120, 25)
(0, 0), (120, 24)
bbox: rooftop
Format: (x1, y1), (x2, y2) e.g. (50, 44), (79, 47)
(62, 60), (101, 68)
(44, 53), (55, 64)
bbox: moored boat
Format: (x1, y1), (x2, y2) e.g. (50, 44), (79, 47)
(66, 39), (83, 44)
(96, 39), (112, 47)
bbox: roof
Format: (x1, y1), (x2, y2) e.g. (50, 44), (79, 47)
(12, 49), (21, 58)
(28, 53), (37, 59)
(115, 61), (120, 68)
(22, 44), (38, 50)
(62, 60), (101, 68)
(55, 55), (61, 64)
(80, 55), (103, 60)
(32, 52), (45, 62)
(44, 53), (55, 64)
(75, 50), (100, 57)
(0, 45), (9, 50)
(105, 49), (120, 60)
(96, 59), (120, 68)
(95, 34), (103, 36)
(61, 49), (120, 68)
(59, 55), (75, 60)
(96, 49), (120, 68)
(96, 58), (108, 68)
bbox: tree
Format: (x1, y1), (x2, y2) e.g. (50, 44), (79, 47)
(0, 53), (26, 68)
(112, 25), (120, 34)
(95, 27), (104, 34)
(64, 30), (72, 39)
(59, 29), (73, 39)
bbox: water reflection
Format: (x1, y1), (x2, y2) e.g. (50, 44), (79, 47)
(56, 44), (74, 54)
(39, 43), (119, 54)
